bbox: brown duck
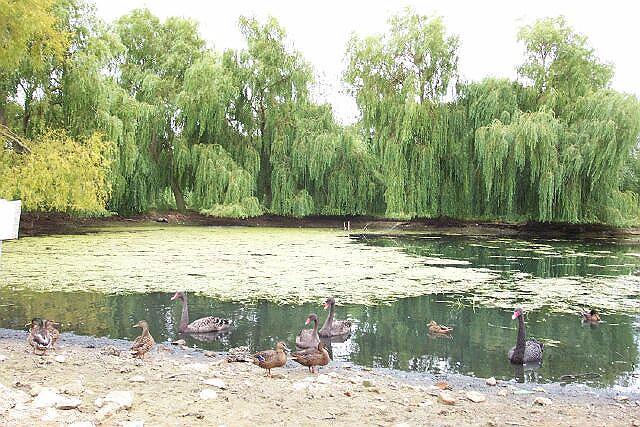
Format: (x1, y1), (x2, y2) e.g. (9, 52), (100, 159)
(252, 341), (289, 377)
(581, 308), (601, 323)
(295, 313), (320, 349)
(428, 320), (453, 335)
(44, 320), (60, 349)
(292, 342), (330, 373)
(26, 318), (52, 355)
(130, 320), (155, 359)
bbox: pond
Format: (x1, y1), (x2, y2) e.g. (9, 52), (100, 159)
(1, 225), (640, 390)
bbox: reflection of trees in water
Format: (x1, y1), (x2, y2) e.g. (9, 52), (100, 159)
(0, 290), (637, 388)
(356, 235), (640, 278)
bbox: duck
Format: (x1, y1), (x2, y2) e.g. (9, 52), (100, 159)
(44, 320), (60, 349)
(581, 308), (601, 323)
(295, 313), (320, 349)
(171, 291), (232, 333)
(319, 297), (352, 337)
(130, 320), (155, 359)
(428, 320), (453, 335)
(508, 308), (543, 364)
(292, 341), (330, 373)
(26, 318), (52, 355)
(252, 341), (289, 377)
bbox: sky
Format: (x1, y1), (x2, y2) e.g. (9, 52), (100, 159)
(93, 0), (639, 124)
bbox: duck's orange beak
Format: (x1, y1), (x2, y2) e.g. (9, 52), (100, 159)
(512, 311), (519, 320)
(305, 318), (311, 325)
(323, 302), (329, 310)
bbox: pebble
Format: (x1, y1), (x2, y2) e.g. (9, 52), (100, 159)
(485, 377), (497, 386)
(199, 389), (218, 400)
(104, 390), (134, 409)
(62, 380), (85, 395)
(33, 388), (63, 408)
(435, 380), (451, 390)
(54, 355), (67, 363)
(129, 375), (146, 383)
(497, 389), (507, 397)
(465, 391), (486, 403)
(362, 380), (375, 387)
(438, 391), (457, 405)
(94, 397), (104, 408)
(0, 354), (6, 362)
(171, 339), (186, 346)
(534, 397), (552, 406)
(614, 396), (629, 402)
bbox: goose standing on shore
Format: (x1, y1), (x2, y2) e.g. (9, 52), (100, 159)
(508, 308), (543, 364)
(170, 291), (232, 333)
(319, 297), (352, 337)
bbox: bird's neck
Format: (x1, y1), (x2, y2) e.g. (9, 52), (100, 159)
(179, 296), (190, 331)
(321, 304), (335, 331)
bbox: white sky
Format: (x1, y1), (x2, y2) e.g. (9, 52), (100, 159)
(94, 0), (640, 124)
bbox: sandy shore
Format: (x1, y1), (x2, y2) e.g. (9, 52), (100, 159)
(1, 331), (639, 426)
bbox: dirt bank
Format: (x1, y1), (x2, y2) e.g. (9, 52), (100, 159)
(18, 211), (640, 240)
(1, 331), (638, 426)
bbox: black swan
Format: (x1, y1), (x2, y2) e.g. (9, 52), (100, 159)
(170, 291), (232, 333)
(319, 297), (352, 337)
(295, 313), (320, 349)
(508, 308), (543, 364)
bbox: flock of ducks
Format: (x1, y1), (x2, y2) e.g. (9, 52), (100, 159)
(25, 292), (603, 374)
(25, 292), (348, 376)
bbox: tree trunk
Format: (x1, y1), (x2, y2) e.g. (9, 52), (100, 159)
(170, 176), (186, 212)
(257, 109), (271, 207)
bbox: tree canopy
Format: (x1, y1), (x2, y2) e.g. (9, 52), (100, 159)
(1, 4), (639, 226)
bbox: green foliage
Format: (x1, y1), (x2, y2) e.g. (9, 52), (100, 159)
(0, 131), (112, 214)
(3, 6), (640, 226)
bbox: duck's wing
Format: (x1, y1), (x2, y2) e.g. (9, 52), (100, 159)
(188, 316), (232, 332)
(253, 349), (276, 364)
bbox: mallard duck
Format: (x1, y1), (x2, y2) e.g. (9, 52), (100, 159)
(292, 342), (330, 373)
(508, 308), (543, 364)
(130, 320), (155, 359)
(428, 320), (453, 335)
(581, 308), (601, 323)
(252, 341), (289, 377)
(44, 320), (60, 349)
(295, 313), (320, 349)
(26, 318), (52, 355)
(171, 291), (232, 333)
(319, 297), (352, 338)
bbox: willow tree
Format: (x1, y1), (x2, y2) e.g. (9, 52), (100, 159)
(345, 8), (460, 218)
(174, 52), (261, 218)
(0, 0), (69, 128)
(114, 9), (206, 211)
(223, 16), (313, 206)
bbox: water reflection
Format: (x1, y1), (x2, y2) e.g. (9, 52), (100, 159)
(0, 289), (637, 390)
(352, 233), (640, 278)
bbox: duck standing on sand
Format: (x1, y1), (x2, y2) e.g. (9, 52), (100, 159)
(171, 291), (232, 333)
(130, 320), (155, 359)
(292, 342), (330, 373)
(581, 308), (601, 323)
(26, 318), (52, 355)
(44, 320), (60, 349)
(295, 313), (320, 349)
(319, 297), (352, 337)
(253, 341), (289, 377)
(508, 308), (543, 364)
